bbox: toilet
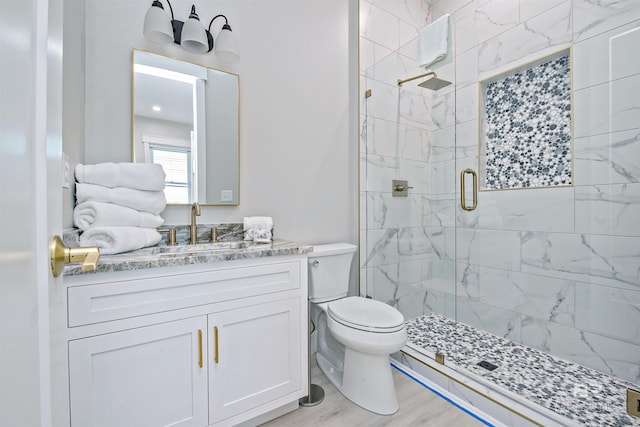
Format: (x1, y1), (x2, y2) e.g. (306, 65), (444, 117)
(308, 243), (407, 415)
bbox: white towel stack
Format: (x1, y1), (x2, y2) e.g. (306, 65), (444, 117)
(74, 163), (167, 254)
(243, 216), (273, 243)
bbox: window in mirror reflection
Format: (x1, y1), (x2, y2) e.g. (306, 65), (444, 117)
(147, 141), (192, 204)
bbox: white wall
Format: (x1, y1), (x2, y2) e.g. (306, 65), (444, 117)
(66, 0), (358, 248)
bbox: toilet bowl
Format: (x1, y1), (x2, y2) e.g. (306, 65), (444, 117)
(327, 297), (406, 354)
(308, 244), (407, 415)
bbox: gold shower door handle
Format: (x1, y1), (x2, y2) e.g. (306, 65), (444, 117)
(460, 169), (478, 211)
(49, 235), (100, 277)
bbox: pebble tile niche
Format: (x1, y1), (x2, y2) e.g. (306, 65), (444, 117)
(480, 50), (572, 190)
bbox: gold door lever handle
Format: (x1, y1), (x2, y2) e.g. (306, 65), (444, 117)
(49, 235), (100, 277)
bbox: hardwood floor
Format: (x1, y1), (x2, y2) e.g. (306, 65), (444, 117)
(262, 359), (488, 427)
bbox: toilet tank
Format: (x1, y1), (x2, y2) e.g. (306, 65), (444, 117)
(308, 243), (357, 303)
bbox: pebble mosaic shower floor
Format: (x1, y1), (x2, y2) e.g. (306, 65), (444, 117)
(405, 314), (640, 426)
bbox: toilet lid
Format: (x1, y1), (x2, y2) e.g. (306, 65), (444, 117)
(328, 297), (405, 331)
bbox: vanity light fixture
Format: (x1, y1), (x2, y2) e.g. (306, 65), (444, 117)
(143, 0), (239, 62)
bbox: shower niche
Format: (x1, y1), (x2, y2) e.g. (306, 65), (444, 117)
(478, 48), (573, 191)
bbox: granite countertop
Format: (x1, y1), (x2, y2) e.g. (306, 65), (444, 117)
(63, 239), (313, 276)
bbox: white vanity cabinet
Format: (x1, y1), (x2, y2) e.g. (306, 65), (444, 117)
(68, 316), (209, 427)
(208, 298), (301, 424)
(59, 255), (308, 427)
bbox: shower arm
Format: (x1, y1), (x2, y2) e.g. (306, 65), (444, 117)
(397, 71), (436, 87)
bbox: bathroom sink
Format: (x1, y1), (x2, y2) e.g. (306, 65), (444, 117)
(157, 241), (249, 254)
(123, 241), (249, 258)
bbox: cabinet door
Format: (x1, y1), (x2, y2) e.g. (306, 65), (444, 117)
(69, 317), (208, 427)
(208, 298), (301, 424)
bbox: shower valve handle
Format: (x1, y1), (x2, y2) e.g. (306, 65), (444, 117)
(392, 180), (413, 197)
(394, 184), (413, 191)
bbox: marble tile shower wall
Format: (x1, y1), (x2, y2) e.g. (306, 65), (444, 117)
(360, 0), (640, 386)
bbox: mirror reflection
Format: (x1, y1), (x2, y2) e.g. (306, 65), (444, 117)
(132, 49), (239, 205)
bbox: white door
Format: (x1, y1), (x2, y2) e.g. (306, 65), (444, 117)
(0, 0), (63, 425)
(208, 298), (302, 425)
(68, 317), (209, 427)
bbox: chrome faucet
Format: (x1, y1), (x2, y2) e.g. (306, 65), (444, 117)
(190, 202), (201, 244)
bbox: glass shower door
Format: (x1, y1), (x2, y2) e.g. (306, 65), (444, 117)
(452, 3), (640, 401)
(359, 0), (460, 367)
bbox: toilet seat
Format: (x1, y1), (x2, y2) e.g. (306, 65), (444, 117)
(328, 297), (405, 333)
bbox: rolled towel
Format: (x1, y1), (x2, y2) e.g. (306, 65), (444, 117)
(76, 183), (166, 214)
(80, 226), (162, 255)
(74, 201), (164, 231)
(244, 216), (273, 242)
(75, 162), (166, 192)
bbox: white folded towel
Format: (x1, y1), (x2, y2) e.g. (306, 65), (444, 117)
(75, 162), (166, 192)
(75, 183), (166, 214)
(418, 14), (450, 68)
(79, 226), (162, 255)
(244, 216), (273, 242)
(74, 201), (164, 231)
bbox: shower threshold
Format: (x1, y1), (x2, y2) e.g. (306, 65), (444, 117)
(397, 314), (639, 427)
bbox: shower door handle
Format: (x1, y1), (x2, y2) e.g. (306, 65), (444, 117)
(460, 169), (478, 211)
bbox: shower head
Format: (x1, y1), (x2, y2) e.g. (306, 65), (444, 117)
(418, 76), (451, 90)
(397, 71), (452, 91)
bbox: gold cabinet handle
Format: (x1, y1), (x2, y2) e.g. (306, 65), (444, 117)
(198, 329), (203, 368)
(214, 326), (219, 364)
(49, 235), (100, 277)
(460, 169), (478, 211)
